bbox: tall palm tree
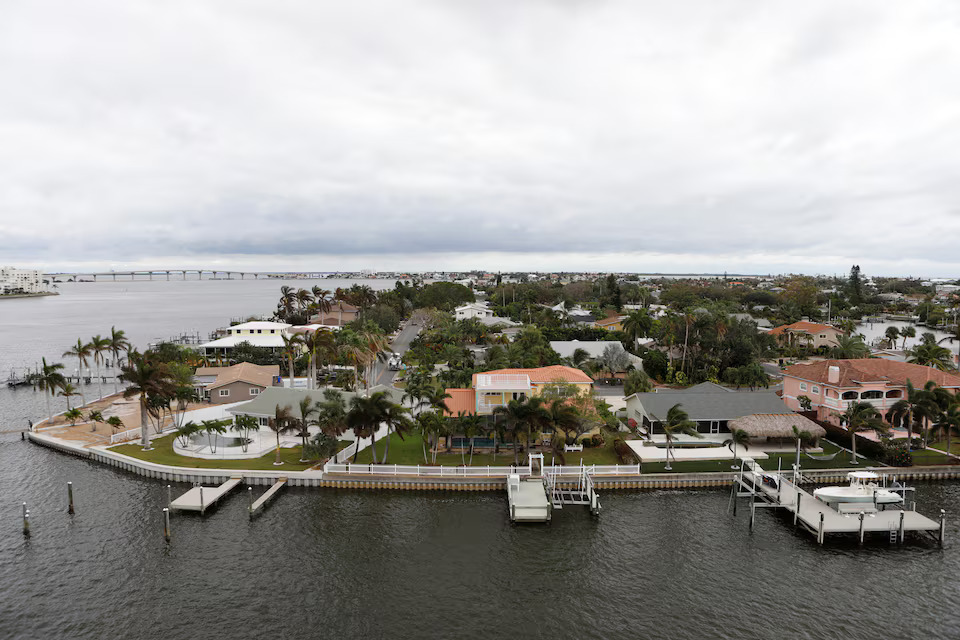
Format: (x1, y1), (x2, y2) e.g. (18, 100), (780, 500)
(295, 288), (314, 312)
(546, 399), (581, 446)
(311, 286), (333, 319)
(88, 335), (111, 400)
(316, 389), (349, 438)
(281, 333), (304, 384)
(886, 380), (935, 450)
(884, 326), (900, 349)
(662, 404), (702, 471)
(267, 404), (295, 465)
(455, 412), (484, 465)
(839, 401), (887, 465)
(62, 338), (92, 408)
(231, 414), (260, 453)
(358, 327), (390, 392)
(58, 382), (80, 410)
(120, 350), (177, 450)
(108, 326), (130, 394)
(900, 325), (916, 350)
(293, 395), (317, 462)
(37, 357), (65, 422)
(723, 429), (751, 469)
(380, 400), (413, 464)
(907, 342), (953, 371)
(493, 397), (549, 465)
(622, 309), (654, 348)
(278, 286), (297, 318)
(347, 391), (392, 463)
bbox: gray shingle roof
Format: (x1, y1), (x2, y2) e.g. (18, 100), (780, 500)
(626, 388), (791, 421)
(228, 385), (403, 418)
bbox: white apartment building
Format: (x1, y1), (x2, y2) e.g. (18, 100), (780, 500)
(0, 266), (44, 294)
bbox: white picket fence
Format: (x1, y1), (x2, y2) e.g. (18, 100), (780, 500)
(322, 462), (644, 478)
(324, 462), (533, 477)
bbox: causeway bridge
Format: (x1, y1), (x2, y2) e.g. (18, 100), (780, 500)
(44, 270), (329, 281)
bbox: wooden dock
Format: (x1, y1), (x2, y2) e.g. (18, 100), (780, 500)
(170, 477), (242, 514)
(735, 460), (944, 545)
(249, 478), (287, 517)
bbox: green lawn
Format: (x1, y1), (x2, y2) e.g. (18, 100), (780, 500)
(638, 441), (881, 474)
(111, 434), (320, 471)
(350, 431), (622, 467)
(922, 438), (960, 460)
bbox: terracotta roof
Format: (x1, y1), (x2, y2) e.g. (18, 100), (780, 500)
(471, 365), (593, 386)
(783, 359), (960, 389)
(196, 363), (280, 390)
(595, 315), (625, 326)
(443, 388), (476, 416)
(769, 321), (840, 336)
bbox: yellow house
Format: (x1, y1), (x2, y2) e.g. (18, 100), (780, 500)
(594, 315), (626, 332)
(444, 365), (594, 416)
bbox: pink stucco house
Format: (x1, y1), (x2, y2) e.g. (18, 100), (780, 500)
(782, 359), (960, 425)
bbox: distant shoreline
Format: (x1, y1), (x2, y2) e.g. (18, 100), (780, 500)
(0, 291), (58, 299)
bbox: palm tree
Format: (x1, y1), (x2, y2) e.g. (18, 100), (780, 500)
(176, 420), (201, 448)
(311, 286), (333, 319)
(278, 286), (297, 318)
(231, 414), (260, 453)
(380, 400), (413, 464)
(105, 416), (124, 432)
(622, 309), (653, 348)
(546, 398), (581, 446)
(455, 412), (484, 465)
(293, 395), (317, 462)
(723, 429), (751, 469)
(62, 338), (92, 408)
(839, 401), (887, 465)
(907, 342), (953, 371)
(87, 410), (104, 433)
(120, 349), (177, 450)
(884, 326), (900, 349)
(930, 402), (960, 458)
(900, 325), (916, 349)
(316, 389), (349, 438)
(347, 391), (392, 463)
(358, 327), (390, 392)
(830, 334), (870, 359)
(58, 382), (80, 410)
(37, 357), (65, 422)
(886, 380), (935, 450)
(493, 397), (549, 465)
(88, 335), (111, 400)
(267, 404), (295, 465)
(281, 333), (304, 384)
(661, 404), (702, 471)
(201, 419), (228, 453)
(108, 327), (130, 394)
(295, 288), (314, 312)
(64, 408), (83, 426)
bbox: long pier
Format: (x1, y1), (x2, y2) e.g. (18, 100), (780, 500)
(734, 459), (944, 545)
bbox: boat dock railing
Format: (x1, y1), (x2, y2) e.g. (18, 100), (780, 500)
(323, 462), (533, 478)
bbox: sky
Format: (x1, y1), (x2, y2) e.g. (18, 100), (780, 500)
(2, 0), (960, 277)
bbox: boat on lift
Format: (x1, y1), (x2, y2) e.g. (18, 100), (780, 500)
(813, 471), (903, 506)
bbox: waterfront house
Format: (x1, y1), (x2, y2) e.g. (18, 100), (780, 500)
(200, 321), (292, 356)
(781, 359), (960, 425)
(193, 363), (280, 404)
(769, 321), (843, 349)
(625, 382), (805, 437)
(443, 365), (594, 417)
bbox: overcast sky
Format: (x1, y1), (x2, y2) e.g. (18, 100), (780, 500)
(2, 1), (960, 276)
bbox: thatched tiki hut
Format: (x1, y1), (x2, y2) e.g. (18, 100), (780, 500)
(728, 413), (826, 447)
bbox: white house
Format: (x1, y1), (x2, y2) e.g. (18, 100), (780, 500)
(455, 303), (494, 320)
(200, 321), (292, 355)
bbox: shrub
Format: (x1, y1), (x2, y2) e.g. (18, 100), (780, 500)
(882, 442), (913, 467)
(613, 438), (638, 464)
(591, 433), (604, 447)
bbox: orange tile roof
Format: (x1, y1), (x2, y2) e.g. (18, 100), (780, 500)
(443, 388), (476, 416)
(784, 359), (960, 389)
(198, 363), (280, 390)
(471, 365), (594, 386)
(769, 321), (840, 336)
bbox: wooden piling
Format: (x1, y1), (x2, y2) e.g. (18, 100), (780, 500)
(67, 482), (75, 514)
(22, 502), (29, 537)
(163, 507), (171, 542)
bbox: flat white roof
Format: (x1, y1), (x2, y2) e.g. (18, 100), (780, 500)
(228, 321), (291, 331)
(201, 335), (286, 349)
(476, 373), (531, 391)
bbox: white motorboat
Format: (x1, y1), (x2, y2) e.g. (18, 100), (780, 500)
(813, 471), (903, 506)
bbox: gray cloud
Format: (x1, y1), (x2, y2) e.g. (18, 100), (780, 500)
(2, 0), (960, 275)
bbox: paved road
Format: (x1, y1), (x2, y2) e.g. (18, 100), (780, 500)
(372, 318), (422, 388)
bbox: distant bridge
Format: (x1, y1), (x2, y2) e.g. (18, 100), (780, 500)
(44, 271), (331, 281)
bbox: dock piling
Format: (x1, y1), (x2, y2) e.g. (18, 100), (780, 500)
(794, 493), (800, 527)
(199, 486), (204, 515)
(67, 481), (75, 514)
(22, 502), (30, 537)
(749, 495), (756, 531)
(163, 508), (171, 542)
(818, 513), (824, 545)
(859, 513), (865, 545)
(939, 509), (946, 547)
(248, 487), (254, 516)
(899, 510), (905, 544)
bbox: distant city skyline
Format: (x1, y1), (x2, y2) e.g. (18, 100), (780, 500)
(4, 2), (960, 277)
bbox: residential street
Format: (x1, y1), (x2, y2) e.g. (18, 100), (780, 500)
(371, 316), (422, 387)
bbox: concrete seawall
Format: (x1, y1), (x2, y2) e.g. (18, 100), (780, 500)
(27, 431), (960, 491)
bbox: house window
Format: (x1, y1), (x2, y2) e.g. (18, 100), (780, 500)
(819, 334), (826, 339)
(861, 390), (883, 400)
(219, 389), (230, 397)
(270, 330), (275, 334)
(259, 417), (269, 426)
(799, 383), (807, 391)
(842, 391), (858, 400)
(249, 388), (260, 396)
(885, 390), (902, 399)
(257, 329), (262, 334)
(811, 385), (819, 394)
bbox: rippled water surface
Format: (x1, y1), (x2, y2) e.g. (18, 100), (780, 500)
(1, 280), (959, 639)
